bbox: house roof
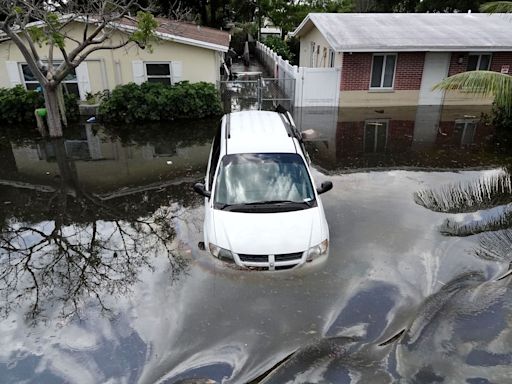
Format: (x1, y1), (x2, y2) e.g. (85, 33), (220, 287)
(118, 17), (230, 52)
(0, 16), (230, 52)
(292, 13), (512, 52)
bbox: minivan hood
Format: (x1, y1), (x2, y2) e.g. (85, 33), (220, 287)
(212, 208), (324, 255)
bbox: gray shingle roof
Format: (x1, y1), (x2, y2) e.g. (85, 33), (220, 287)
(293, 13), (512, 52)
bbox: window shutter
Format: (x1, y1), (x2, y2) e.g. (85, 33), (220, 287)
(5, 61), (22, 86)
(171, 61), (182, 84)
(75, 62), (91, 100)
(132, 60), (145, 84)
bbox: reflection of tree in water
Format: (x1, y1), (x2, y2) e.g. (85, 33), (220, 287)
(0, 138), (197, 322)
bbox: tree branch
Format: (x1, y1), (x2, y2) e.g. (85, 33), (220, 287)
(1, 25), (47, 85)
(72, 40), (132, 70)
(22, 30), (42, 64)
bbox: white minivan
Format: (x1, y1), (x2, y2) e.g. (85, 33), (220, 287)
(193, 109), (332, 271)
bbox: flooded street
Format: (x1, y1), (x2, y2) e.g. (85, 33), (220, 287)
(1, 105), (512, 383)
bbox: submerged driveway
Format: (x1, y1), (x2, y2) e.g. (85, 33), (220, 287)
(2, 164), (511, 383)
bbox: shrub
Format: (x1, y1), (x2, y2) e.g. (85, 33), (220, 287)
(64, 93), (79, 122)
(98, 81), (223, 123)
(0, 86), (79, 125)
(0, 86), (44, 124)
(263, 36), (294, 62)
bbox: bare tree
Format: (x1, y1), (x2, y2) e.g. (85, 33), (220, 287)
(0, 1), (158, 137)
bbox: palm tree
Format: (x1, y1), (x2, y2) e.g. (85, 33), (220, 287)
(433, 2), (512, 115)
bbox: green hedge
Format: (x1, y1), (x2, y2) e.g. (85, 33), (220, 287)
(0, 86), (45, 124)
(0, 85), (79, 125)
(98, 81), (223, 123)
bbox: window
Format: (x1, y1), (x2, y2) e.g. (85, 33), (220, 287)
(328, 49), (335, 68)
(370, 54), (397, 89)
(145, 62), (172, 84)
(21, 63), (79, 96)
(364, 120), (388, 153)
(467, 54), (491, 71)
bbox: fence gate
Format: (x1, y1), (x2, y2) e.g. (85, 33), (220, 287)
(219, 77), (296, 113)
(297, 68), (341, 107)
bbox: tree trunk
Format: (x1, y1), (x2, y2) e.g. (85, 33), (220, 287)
(210, 0), (218, 27)
(198, 0), (209, 26)
(43, 86), (64, 137)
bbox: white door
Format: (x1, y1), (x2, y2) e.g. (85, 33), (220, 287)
(418, 52), (451, 105)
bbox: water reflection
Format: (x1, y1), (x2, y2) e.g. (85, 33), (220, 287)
(0, 132), (203, 322)
(296, 105), (497, 171)
(257, 270), (512, 383)
(1, 110), (512, 383)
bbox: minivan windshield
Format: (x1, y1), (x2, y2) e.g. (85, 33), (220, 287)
(214, 153), (315, 211)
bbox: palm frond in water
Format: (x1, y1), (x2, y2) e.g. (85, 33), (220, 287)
(473, 229), (512, 262)
(414, 173), (512, 213)
(480, 1), (512, 13)
(440, 208), (512, 237)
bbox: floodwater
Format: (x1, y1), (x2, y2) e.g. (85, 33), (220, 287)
(1, 105), (512, 383)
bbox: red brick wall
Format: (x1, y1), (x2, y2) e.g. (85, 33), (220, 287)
(448, 52), (512, 76)
(490, 52), (512, 73)
(340, 53), (372, 91)
(341, 52), (424, 91)
(448, 53), (469, 76)
(394, 53), (425, 90)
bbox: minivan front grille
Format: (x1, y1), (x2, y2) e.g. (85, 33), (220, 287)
(238, 252), (303, 263)
(275, 252), (303, 262)
(238, 254), (268, 262)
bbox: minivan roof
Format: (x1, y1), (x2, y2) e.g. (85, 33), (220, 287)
(226, 111), (297, 155)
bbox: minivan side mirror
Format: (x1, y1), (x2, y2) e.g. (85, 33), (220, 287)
(316, 181), (333, 195)
(193, 182), (211, 198)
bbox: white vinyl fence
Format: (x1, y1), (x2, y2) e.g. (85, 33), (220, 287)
(255, 42), (341, 108)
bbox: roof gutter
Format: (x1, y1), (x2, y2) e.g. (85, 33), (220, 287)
(337, 47), (512, 53)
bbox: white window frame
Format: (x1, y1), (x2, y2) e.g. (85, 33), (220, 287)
(467, 53), (492, 71)
(369, 53), (397, 90)
(363, 120), (389, 152)
(19, 62), (79, 95)
(328, 49), (335, 68)
(144, 61), (172, 84)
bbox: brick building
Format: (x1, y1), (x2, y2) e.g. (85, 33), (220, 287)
(292, 13), (512, 107)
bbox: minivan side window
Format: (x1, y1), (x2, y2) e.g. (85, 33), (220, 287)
(208, 123), (222, 191)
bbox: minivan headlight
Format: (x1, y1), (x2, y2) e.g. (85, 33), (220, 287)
(306, 239), (329, 261)
(209, 243), (235, 262)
